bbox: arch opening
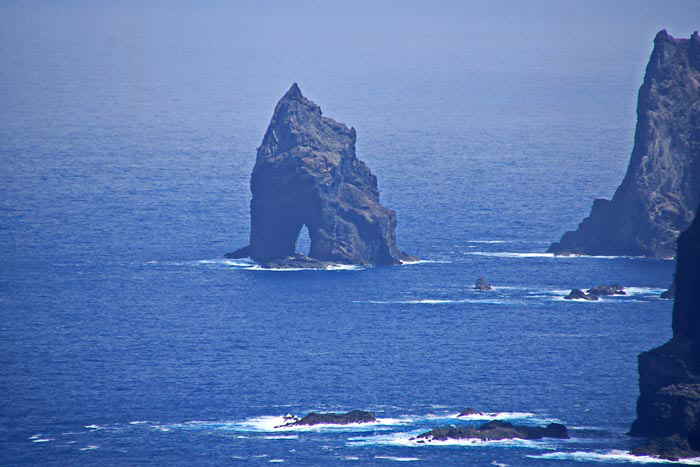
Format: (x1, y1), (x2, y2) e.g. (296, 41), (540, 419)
(295, 224), (312, 256)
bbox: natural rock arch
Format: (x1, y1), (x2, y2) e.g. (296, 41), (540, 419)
(228, 83), (415, 267)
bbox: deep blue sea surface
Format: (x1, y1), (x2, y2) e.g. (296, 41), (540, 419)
(2, 1), (699, 465)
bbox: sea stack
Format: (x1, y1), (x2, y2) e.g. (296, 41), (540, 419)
(228, 84), (414, 267)
(629, 202), (700, 460)
(549, 31), (700, 258)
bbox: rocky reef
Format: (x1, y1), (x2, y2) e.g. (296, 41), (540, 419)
(275, 410), (376, 428)
(563, 289), (599, 301)
(549, 31), (700, 258)
(587, 285), (626, 296)
(412, 420), (568, 443)
(563, 285), (628, 301)
(228, 83), (415, 268)
(630, 202), (700, 460)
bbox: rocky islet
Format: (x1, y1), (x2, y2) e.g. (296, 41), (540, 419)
(228, 84), (415, 268)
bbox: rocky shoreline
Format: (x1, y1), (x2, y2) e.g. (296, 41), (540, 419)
(629, 201), (700, 460)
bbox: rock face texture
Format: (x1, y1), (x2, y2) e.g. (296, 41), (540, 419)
(563, 289), (599, 301)
(275, 410), (376, 428)
(549, 31), (700, 258)
(630, 202), (700, 460)
(228, 84), (414, 267)
(413, 420), (569, 443)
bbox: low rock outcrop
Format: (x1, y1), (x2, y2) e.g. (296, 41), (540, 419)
(228, 84), (415, 268)
(412, 420), (568, 442)
(587, 285), (626, 296)
(457, 408), (484, 417)
(563, 289), (599, 301)
(275, 410), (376, 428)
(630, 201), (700, 460)
(549, 31), (700, 258)
(474, 277), (493, 291)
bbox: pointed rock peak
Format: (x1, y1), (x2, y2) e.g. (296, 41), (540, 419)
(283, 82), (303, 101)
(654, 29), (672, 43)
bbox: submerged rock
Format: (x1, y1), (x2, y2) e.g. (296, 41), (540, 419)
(563, 289), (599, 301)
(228, 83), (415, 268)
(630, 198), (700, 459)
(275, 410), (376, 428)
(413, 420), (568, 442)
(587, 285), (626, 296)
(474, 277), (493, 291)
(549, 31), (700, 258)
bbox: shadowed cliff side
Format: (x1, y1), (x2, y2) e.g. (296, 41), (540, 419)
(549, 31), (700, 258)
(630, 202), (700, 460)
(228, 84), (415, 267)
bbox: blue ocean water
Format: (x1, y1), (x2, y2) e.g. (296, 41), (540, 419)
(2, 1), (699, 465)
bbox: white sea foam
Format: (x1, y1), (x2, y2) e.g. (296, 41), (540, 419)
(147, 258), (364, 272)
(342, 456), (360, 461)
(625, 287), (665, 295)
(83, 424), (102, 430)
(374, 456), (421, 462)
(31, 438), (53, 443)
(528, 450), (700, 464)
(29, 434), (42, 440)
(79, 445), (99, 451)
(198, 259), (254, 267)
(467, 252), (557, 258)
(246, 264), (365, 272)
(356, 298), (518, 305)
(467, 240), (510, 244)
(347, 431), (547, 449)
(129, 420), (149, 425)
(400, 259), (451, 265)
(237, 415), (407, 432)
(151, 416), (401, 434)
(268, 460), (285, 463)
(466, 251), (643, 260)
(543, 286), (666, 303)
(551, 296), (605, 303)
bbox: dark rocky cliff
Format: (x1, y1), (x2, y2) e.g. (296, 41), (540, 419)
(630, 202), (700, 459)
(549, 31), (700, 258)
(228, 84), (414, 267)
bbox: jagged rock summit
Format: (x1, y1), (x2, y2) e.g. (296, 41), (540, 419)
(630, 201), (700, 460)
(228, 84), (415, 267)
(549, 31), (700, 258)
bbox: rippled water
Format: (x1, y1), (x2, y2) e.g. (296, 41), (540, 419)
(2, 2), (698, 465)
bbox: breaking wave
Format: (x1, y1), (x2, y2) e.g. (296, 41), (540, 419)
(374, 456), (422, 462)
(466, 252), (648, 260)
(347, 431), (549, 449)
(145, 258), (365, 272)
(528, 450), (700, 464)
